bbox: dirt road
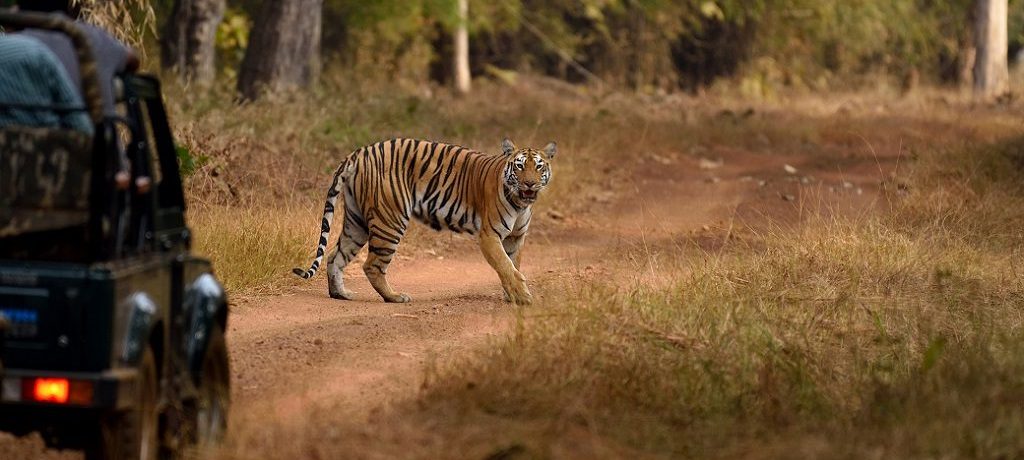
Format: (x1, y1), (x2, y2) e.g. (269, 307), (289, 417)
(212, 136), (890, 457)
(3, 121), (895, 458)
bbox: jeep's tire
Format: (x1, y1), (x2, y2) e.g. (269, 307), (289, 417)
(87, 347), (160, 460)
(193, 325), (230, 445)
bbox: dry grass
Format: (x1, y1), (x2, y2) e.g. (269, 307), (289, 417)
(74, 0), (155, 54)
(379, 135), (1024, 458)
(166, 75), (1024, 457)
(187, 205), (317, 296)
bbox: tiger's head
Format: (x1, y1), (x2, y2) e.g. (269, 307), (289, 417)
(501, 138), (556, 206)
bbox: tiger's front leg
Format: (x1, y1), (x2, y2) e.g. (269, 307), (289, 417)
(502, 232), (527, 302)
(504, 230), (526, 269)
(480, 233), (532, 305)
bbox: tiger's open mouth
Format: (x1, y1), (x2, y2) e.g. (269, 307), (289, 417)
(519, 189), (538, 203)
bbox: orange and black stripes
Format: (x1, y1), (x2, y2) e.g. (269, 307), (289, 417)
(293, 137), (556, 304)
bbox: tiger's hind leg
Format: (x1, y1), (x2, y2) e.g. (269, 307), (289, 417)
(363, 222), (412, 303)
(327, 201), (369, 300)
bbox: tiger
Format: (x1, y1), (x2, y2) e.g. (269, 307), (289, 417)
(292, 137), (557, 305)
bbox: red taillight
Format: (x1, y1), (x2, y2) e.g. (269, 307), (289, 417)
(17, 377), (94, 405)
(32, 378), (69, 403)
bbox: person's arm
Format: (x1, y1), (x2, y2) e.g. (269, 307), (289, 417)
(107, 34), (138, 73)
(88, 25), (137, 74)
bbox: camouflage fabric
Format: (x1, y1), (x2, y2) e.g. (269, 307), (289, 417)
(0, 125), (91, 237)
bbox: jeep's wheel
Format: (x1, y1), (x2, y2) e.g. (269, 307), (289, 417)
(194, 325), (230, 445)
(87, 347), (159, 460)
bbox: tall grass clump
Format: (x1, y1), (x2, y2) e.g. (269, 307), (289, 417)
(188, 206), (318, 296)
(408, 137), (1024, 457)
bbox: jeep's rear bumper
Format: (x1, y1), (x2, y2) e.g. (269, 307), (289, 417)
(0, 367), (138, 410)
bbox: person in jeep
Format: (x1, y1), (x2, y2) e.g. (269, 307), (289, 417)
(0, 33), (92, 133)
(16, 0), (139, 117)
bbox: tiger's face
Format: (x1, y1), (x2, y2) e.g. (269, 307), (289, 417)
(501, 138), (556, 205)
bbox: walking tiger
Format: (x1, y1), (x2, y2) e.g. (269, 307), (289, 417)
(293, 137), (556, 305)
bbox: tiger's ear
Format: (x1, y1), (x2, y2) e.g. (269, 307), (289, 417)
(543, 141), (557, 159)
(501, 138), (516, 156)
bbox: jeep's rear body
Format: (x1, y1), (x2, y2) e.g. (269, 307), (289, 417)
(0, 12), (230, 452)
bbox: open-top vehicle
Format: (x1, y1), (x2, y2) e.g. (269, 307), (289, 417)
(0, 11), (230, 459)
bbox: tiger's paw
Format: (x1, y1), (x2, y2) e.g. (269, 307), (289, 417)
(329, 289), (356, 300)
(505, 284), (533, 305)
(384, 293), (412, 303)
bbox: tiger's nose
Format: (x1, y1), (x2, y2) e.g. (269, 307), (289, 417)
(523, 180), (537, 187)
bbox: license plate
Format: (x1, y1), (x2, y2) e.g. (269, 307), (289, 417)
(0, 308), (39, 338)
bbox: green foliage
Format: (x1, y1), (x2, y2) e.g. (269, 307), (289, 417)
(315, 0), (454, 82)
(219, 0), (1014, 90)
(763, 0), (972, 78)
(215, 8), (250, 78)
(175, 145), (207, 177)
(1012, 0), (1024, 52)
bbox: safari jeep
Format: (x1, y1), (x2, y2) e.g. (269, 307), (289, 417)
(0, 12), (230, 459)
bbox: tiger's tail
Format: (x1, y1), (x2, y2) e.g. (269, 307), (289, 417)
(292, 160), (354, 279)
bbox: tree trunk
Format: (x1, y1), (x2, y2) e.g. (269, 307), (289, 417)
(161, 0), (225, 84)
(453, 0), (471, 94)
(958, 5), (977, 87)
(973, 0), (1009, 99)
(959, 45), (977, 87)
(237, 0), (323, 100)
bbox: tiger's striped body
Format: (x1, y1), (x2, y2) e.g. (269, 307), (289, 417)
(293, 137), (556, 304)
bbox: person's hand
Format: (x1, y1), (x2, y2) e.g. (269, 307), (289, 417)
(125, 51), (139, 73)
